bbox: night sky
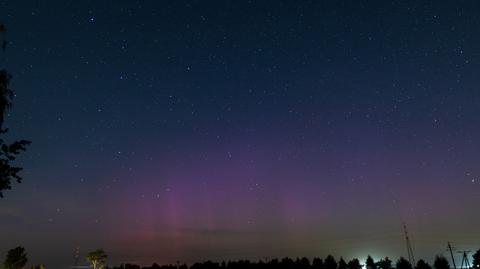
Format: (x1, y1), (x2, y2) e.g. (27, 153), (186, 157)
(1, 1), (480, 268)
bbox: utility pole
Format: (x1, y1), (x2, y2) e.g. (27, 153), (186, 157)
(447, 242), (457, 269)
(458, 250), (471, 269)
(403, 223), (416, 266)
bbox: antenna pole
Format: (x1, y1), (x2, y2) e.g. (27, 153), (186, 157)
(403, 223), (416, 266)
(448, 242), (457, 269)
(458, 250), (471, 269)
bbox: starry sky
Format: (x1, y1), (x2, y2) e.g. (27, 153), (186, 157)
(1, 1), (480, 268)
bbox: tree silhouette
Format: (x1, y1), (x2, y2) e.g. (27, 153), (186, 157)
(378, 257), (393, 269)
(433, 256), (450, 269)
(473, 249), (480, 269)
(396, 257), (413, 269)
(30, 265), (45, 269)
(281, 257), (295, 269)
(313, 258), (324, 269)
(347, 259), (362, 269)
(416, 259), (432, 269)
(0, 23), (6, 51)
(325, 256), (338, 269)
(366, 256), (376, 269)
(0, 23), (31, 198)
(298, 257), (311, 269)
(3, 246), (28, 269)
(118, 264), (140, 269)
(86, 249), (108, 269)
(338, 258), (347, 269)
(151, 263), (161, 269)
(106, 253), (475, 269)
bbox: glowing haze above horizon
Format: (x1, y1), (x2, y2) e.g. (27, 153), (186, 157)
(0, 1), (479, 268)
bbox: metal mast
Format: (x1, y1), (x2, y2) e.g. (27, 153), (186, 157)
(458, 250), (471, 269)
(447, 242), (458, 269)
(403, 223), (416, 266)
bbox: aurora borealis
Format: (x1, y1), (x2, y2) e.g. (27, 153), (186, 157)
(0, 1), (479, 268)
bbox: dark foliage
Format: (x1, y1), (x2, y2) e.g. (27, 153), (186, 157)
(433, 256), (449, 269)
(473, 249), (480, 269)
(3, 246), (28, 269)
(0, 136), (31, 197)
(378, 257), (393, 269)
(110, 257), (356, 269)
(107, 250), (480, 269)
(366, 256), (376, 269)
(0, 23), (31, 198)
(312, 258), (324, 269)
(325, 256), (337, 269)
(347, 259), (361, 269)
(0, 22), (6, 51)
(338, 258), (347, 269)
(415, 260), (432, 269)
(395, 258), (412, 269)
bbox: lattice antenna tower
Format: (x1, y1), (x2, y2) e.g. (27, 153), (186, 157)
(403, 223), (416, 266)
(457, 250), (471, 269)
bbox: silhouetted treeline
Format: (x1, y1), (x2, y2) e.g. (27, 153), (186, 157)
(109, 251), (480, 269)
(0, 22), (31, 198)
